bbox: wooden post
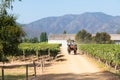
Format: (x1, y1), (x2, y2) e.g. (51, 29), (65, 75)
(48, 49), (50, 56)
(36, 50), (39, 60)
(26, 65), (28, 80)
(43, 59), (45, 71)
(2, 66), (4, 80)
(41, 60), (43, 72)
(33, 61), (36, 79)
(40, 60), (43, 73)
(23, 50), (25, 62)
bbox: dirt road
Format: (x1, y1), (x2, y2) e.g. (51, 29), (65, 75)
(38, 45), (120, 80)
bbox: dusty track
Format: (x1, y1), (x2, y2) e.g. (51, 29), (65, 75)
(38, 45), (120, 80)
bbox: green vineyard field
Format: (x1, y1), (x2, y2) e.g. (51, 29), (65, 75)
(0, 42), (61, 62)
(18, 42), (61, 57)
(79, 44), (120, 70)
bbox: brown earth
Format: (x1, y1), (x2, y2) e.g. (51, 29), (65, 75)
(37, 45), (120, 80)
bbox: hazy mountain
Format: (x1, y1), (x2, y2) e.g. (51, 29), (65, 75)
(23, 12), (120, 38)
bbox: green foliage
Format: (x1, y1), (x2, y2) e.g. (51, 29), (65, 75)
(0, 0), (23, 62)
(0, 14), (24, 56)
(0, 0), (21, 15)
(18, 43), (61, 57)
(29, 37), (39, 43)
(75, 30), (114, 44)
(75, 29), (92, 43)
(23, 37), (39, 43)
(22, 37), (30, 43)
(79, 44), (120, 69)
(32, 37), (39, 43)
(0, 41), (3, 61)
(40, 32), (48, 42)
(116, 29), (120, 34)
(63, 30), (67, 34)
(94, 32), (113, 44)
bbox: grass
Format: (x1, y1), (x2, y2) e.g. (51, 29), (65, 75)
(0, 67), (25, 80)
(0, 54), (54, 80)
(0, 66), (40, 80)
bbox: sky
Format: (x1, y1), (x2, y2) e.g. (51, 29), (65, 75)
(10, 0), (120, 24)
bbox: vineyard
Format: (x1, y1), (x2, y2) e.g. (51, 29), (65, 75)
(79, 44), (120, 70)
(0, 42), (61, 62)
(18, 42), (61, 58)
(0, 43), (61, 80)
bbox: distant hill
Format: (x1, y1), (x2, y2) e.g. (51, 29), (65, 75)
(23, 12), (120, 38)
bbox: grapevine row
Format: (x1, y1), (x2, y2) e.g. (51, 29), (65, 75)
(18, 42), (61, 57)
(79, 44), (120, 70)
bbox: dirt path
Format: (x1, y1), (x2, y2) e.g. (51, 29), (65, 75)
(38, 45), (120, 80)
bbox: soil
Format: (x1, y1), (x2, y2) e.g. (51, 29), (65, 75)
(37, 45), (120, 80)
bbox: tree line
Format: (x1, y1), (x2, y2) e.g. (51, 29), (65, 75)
(23, 32), (48, 43)
(75, 29), (114, 44)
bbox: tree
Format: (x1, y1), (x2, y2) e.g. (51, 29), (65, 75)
(0, 0), (21, 15)
(40, 32), (48, 42)
(30, 37), (39, 43)
(32, 37), (39, 43)
(0, 0), (24, 62)
(116, 29), (120, 34)
(23, 37), (30, 43)
(75, 29), (92, 43)
(94, 32), (113, 44)
(23, 37), (39, 43)
(63, 30), (67, 34)
(0, 14), (25, 56)
(0, 41), (3, 61)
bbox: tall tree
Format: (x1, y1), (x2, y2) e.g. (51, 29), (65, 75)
(94, 32), (113, 44)
(75, 29), (92, 43)
(0, 0), (24, 59)
(40, 32), (48, 42)
(0, 14), (24, 56)
(63, 30), (67, 34)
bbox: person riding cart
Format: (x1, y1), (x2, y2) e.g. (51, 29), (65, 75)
(67, 40), (77, 55)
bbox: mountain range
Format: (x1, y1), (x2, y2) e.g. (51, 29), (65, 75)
(23, 12), (120, 38)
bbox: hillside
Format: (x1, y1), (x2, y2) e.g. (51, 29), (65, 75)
(23, 12), (120, 38)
